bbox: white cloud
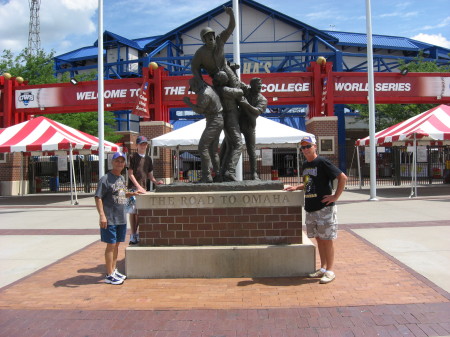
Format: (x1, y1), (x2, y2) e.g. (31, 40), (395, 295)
(0, 0), (97, 54)
(379, 11), (418, 18)
(420, 16), (450, 31)
(411, 33), (450, 48)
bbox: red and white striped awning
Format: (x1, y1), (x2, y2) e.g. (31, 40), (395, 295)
(356, 104), (450, 146)
(0, 116), (121, 153)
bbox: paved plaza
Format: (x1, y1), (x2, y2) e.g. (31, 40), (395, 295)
(0, 185), (449, 336)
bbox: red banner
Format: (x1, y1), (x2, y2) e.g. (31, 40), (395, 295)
(333, 75), (450, 98)
(161, 73), (313, 104)
(15, 80), (141, 111)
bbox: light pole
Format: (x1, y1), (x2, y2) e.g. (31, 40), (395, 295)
(365, 0), (378, 201)
(98, 0), (105, 177)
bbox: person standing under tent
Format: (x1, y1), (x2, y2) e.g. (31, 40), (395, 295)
(127, 135), (164, 244)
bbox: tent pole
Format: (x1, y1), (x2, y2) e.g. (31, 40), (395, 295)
(296, 143), (301, 184)
(150, 142), (155, 191)
(176, 145), (180, 182)
(20, 153), (24, 196)
(410, 135), (417, 198)
(356, 146), (362, 189)
(69, 150), (74, 204)
(70, 145), (79, 205)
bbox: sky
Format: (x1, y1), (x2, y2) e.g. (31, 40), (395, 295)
(0, 0), (449, 57)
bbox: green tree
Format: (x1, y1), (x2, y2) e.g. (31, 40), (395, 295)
(349, 54), (450, 131)
(1, 48), (122, 143)
(0, 48), (57, 85)
(47, 111), (122, 143)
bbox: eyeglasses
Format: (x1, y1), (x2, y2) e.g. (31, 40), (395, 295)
(301, 144), (313, 150)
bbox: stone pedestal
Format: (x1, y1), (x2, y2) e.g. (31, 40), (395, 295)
(125, 188), (315, 278)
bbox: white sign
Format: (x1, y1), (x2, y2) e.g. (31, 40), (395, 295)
(417, 146), (427, 162)
(261, 149), (273, 166)
(57, 156), (67, 171)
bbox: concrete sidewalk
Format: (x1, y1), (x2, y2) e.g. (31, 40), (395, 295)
(0, 186), (449, 336)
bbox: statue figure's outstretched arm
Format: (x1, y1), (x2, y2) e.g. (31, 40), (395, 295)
(220, 6), (236, 43)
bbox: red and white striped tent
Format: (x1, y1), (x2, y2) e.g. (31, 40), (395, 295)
(355, 104), (450, 146)
(355, 104), (450, 196)
(0, 116), (121, 202)
(0, 116), (121, 153)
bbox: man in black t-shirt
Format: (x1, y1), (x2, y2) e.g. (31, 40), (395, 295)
(284, 135), (347, 284)
(127, 135), (163, 244)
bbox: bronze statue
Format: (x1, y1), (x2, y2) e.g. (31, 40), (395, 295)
(184, 6), (268, 183)
(191, 6), (241, 89)
(239, 77), (268, 180)
(183, 77), (223, 183)
(213, 71), (244, 182)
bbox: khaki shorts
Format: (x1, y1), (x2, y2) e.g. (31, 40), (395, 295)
(305, 205), (338, 240)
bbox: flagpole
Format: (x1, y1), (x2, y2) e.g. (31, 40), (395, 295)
(98, 0), (105, 177)
(233, 0), (243, 181)
(365, 0), (377, 200)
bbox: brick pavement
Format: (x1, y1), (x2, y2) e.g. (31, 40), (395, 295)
(0, 226), (449, 336)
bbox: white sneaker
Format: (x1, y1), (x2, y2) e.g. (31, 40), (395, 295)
(104, 274), (124, 285)
(320, 271), (336, 284)
(129, 234), (138, 245)
(308, 269), (326, 278)
(113, 268), (127, 280)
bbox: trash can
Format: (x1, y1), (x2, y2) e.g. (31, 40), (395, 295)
(50, 177), (59, 192)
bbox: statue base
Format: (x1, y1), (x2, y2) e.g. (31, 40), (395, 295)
(126, 242), (315, 278)
(125, 189), (315, 278)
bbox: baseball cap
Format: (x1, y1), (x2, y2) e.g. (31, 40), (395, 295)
(300, 135), (316, 144)
(136, 136), (148, 144)
(112, 152), (126, 161)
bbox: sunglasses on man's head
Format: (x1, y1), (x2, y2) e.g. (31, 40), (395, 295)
(301, 144), (313, 150)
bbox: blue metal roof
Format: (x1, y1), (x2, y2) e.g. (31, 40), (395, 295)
(54, 46), (100, 61)
(54, 36), (161, 60)
(95, 31), (142, 50)
(323, 31), (419, 51)
(133, 36), (161, 49)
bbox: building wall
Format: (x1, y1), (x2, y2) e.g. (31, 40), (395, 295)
(139, 121), (173, 184)
(181, 4), (305, 57)
(0, 153), (30, 196)
(306, 116), (339, 166)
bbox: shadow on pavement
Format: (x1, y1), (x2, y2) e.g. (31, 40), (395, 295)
(237, 277), (318, 287)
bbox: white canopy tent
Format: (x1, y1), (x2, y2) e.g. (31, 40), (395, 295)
(152, 116), (314, 148)
(151, 116), (314, 182)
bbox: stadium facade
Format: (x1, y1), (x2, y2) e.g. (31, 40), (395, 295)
(52, 0), (450, 174)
